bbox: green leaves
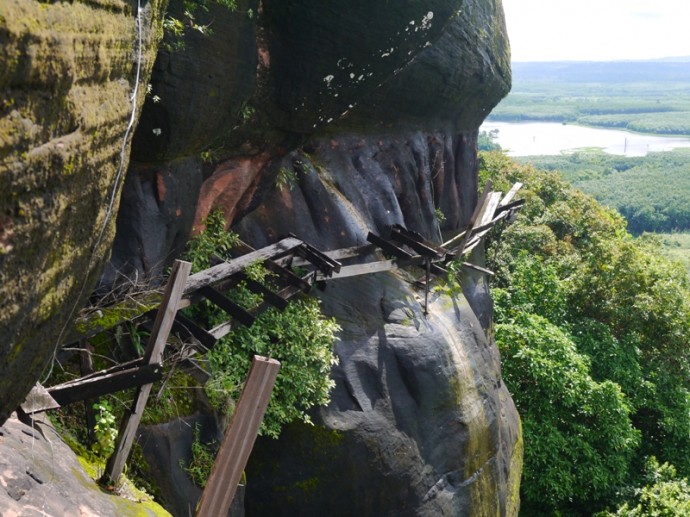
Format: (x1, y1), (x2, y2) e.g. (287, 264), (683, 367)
(182, 210), (339, 439)
(92, 400), (118, 459)
(601, 458), (690, 516)
(185, 210), (239, 273)
(497, 314), (640, 513)
(482, 150), (690, 514)
(206, 297), (340, 439)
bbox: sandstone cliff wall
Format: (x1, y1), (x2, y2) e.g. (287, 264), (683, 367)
(1, 0), (520, 514)
(0, 0), (165, 424)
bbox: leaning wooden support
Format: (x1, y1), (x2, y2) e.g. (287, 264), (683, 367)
(196, 355), (281, 517)
(102, 259), (192, 486)
(48, 363), (164, 406)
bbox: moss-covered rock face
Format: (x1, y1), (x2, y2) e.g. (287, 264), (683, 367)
(0, 0), (165, 424)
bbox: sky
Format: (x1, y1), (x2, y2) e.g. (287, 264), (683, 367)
(501, 0), (690, 62)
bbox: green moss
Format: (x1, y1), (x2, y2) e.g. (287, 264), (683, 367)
(505, 418), (523, 517)
(293, 476), (320, 495)
(75, 456), (172, 516)
(141, 369), (199, 425)
(74, 293), (161, 336)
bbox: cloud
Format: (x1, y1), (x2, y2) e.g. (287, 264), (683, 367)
(502, 0), (690, 61)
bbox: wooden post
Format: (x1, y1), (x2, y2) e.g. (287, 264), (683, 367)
(196, 356), (281, 517)
(102, 259), (192, 485)
(443, 179), (493, 252)
(80, 340), (97, 443)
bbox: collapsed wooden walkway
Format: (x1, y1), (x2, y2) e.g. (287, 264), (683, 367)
(20, 181), (522, 515)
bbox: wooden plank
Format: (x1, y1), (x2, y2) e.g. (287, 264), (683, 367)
(79, 341), (97, 442)
(367, 232), (414, 259)
(144, 260), (193, 364)
(262, 259), (311, 291)
(238, 275), (289, 310)
(315, 259), (398, 280)
(442, 179), (493, 251)
(494, 198), (525, 216)
(103, 259), (192, 486)
(292, 239), (342, 275)
(183, 237), (303, 296)
(461, 262), (495, 276)
(173, 312), (217, 349)
(62, 357), (146, 384)
(389, 225), (445, 258)
(196, 356), (281, 517)
(48, 363), (164, 406)
(180, 358), (212, 385)
(207, 281), (311, 342)
(290, 244), (377, 267)
(477, 192), (502, 226)
(499, 182), (523, 207)
(20, 383), (60, 415)
(199, 285), (255, 328)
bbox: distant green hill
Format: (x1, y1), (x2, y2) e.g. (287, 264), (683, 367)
(489, 61), (690, 135)
(511, 61), (690, 84)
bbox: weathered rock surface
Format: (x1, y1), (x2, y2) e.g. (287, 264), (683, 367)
(0, 414), (170, 516)
(246, 274), (522, 515)
(0, 0), (164, 424)
(1, 0), (521, 514)
(230, 132), (522, 514)
(136, 414), (245, 517)
(109, 0), (511, 282)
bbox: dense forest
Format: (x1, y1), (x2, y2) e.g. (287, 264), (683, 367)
(481, 151), (690, 515)
(516, 150), (690, 234)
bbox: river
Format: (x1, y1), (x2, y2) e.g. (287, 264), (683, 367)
(481, 121), (690, 157)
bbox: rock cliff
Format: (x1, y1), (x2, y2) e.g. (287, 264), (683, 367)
(0, 413), (170, 515)
(1, 0), (520, 514)
(0, 0), (165, 424)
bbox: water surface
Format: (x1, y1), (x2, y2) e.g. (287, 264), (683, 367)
(481, 121), (690, 157)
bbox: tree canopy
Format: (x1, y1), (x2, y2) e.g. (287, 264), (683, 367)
(480, 151), (690, 515)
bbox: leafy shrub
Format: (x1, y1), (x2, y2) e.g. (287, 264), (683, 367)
(180, 424), (218, 488)
(599, 458), (690, 516)
(184, 210), (340, 438)
(92, 400), (118, 459)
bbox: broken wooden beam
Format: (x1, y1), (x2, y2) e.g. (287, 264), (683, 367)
(315, 259), (398, 281)
(367, 232), (414, 259)
(103, 259), (192, 486)
(19, 383), (60, 415)
(183, 237), (303, 296)
(235, 273), (289, 310)
(173, 312), (217, 349)
(207, 281), (313, 342)
(292, 238), (342, 276)
(499, 182), (523, 207)
(48, 363), (164, 406)
(442, 179), (493, 252)
(368, 232), (447, 277)
(196, 356), (281, 517)
(389, 225), (445, 259)
(262, 259), (311, 291)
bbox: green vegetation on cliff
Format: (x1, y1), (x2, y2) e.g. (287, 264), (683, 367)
(183, 211), (340, 438)
(481, 152), (690, 515)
